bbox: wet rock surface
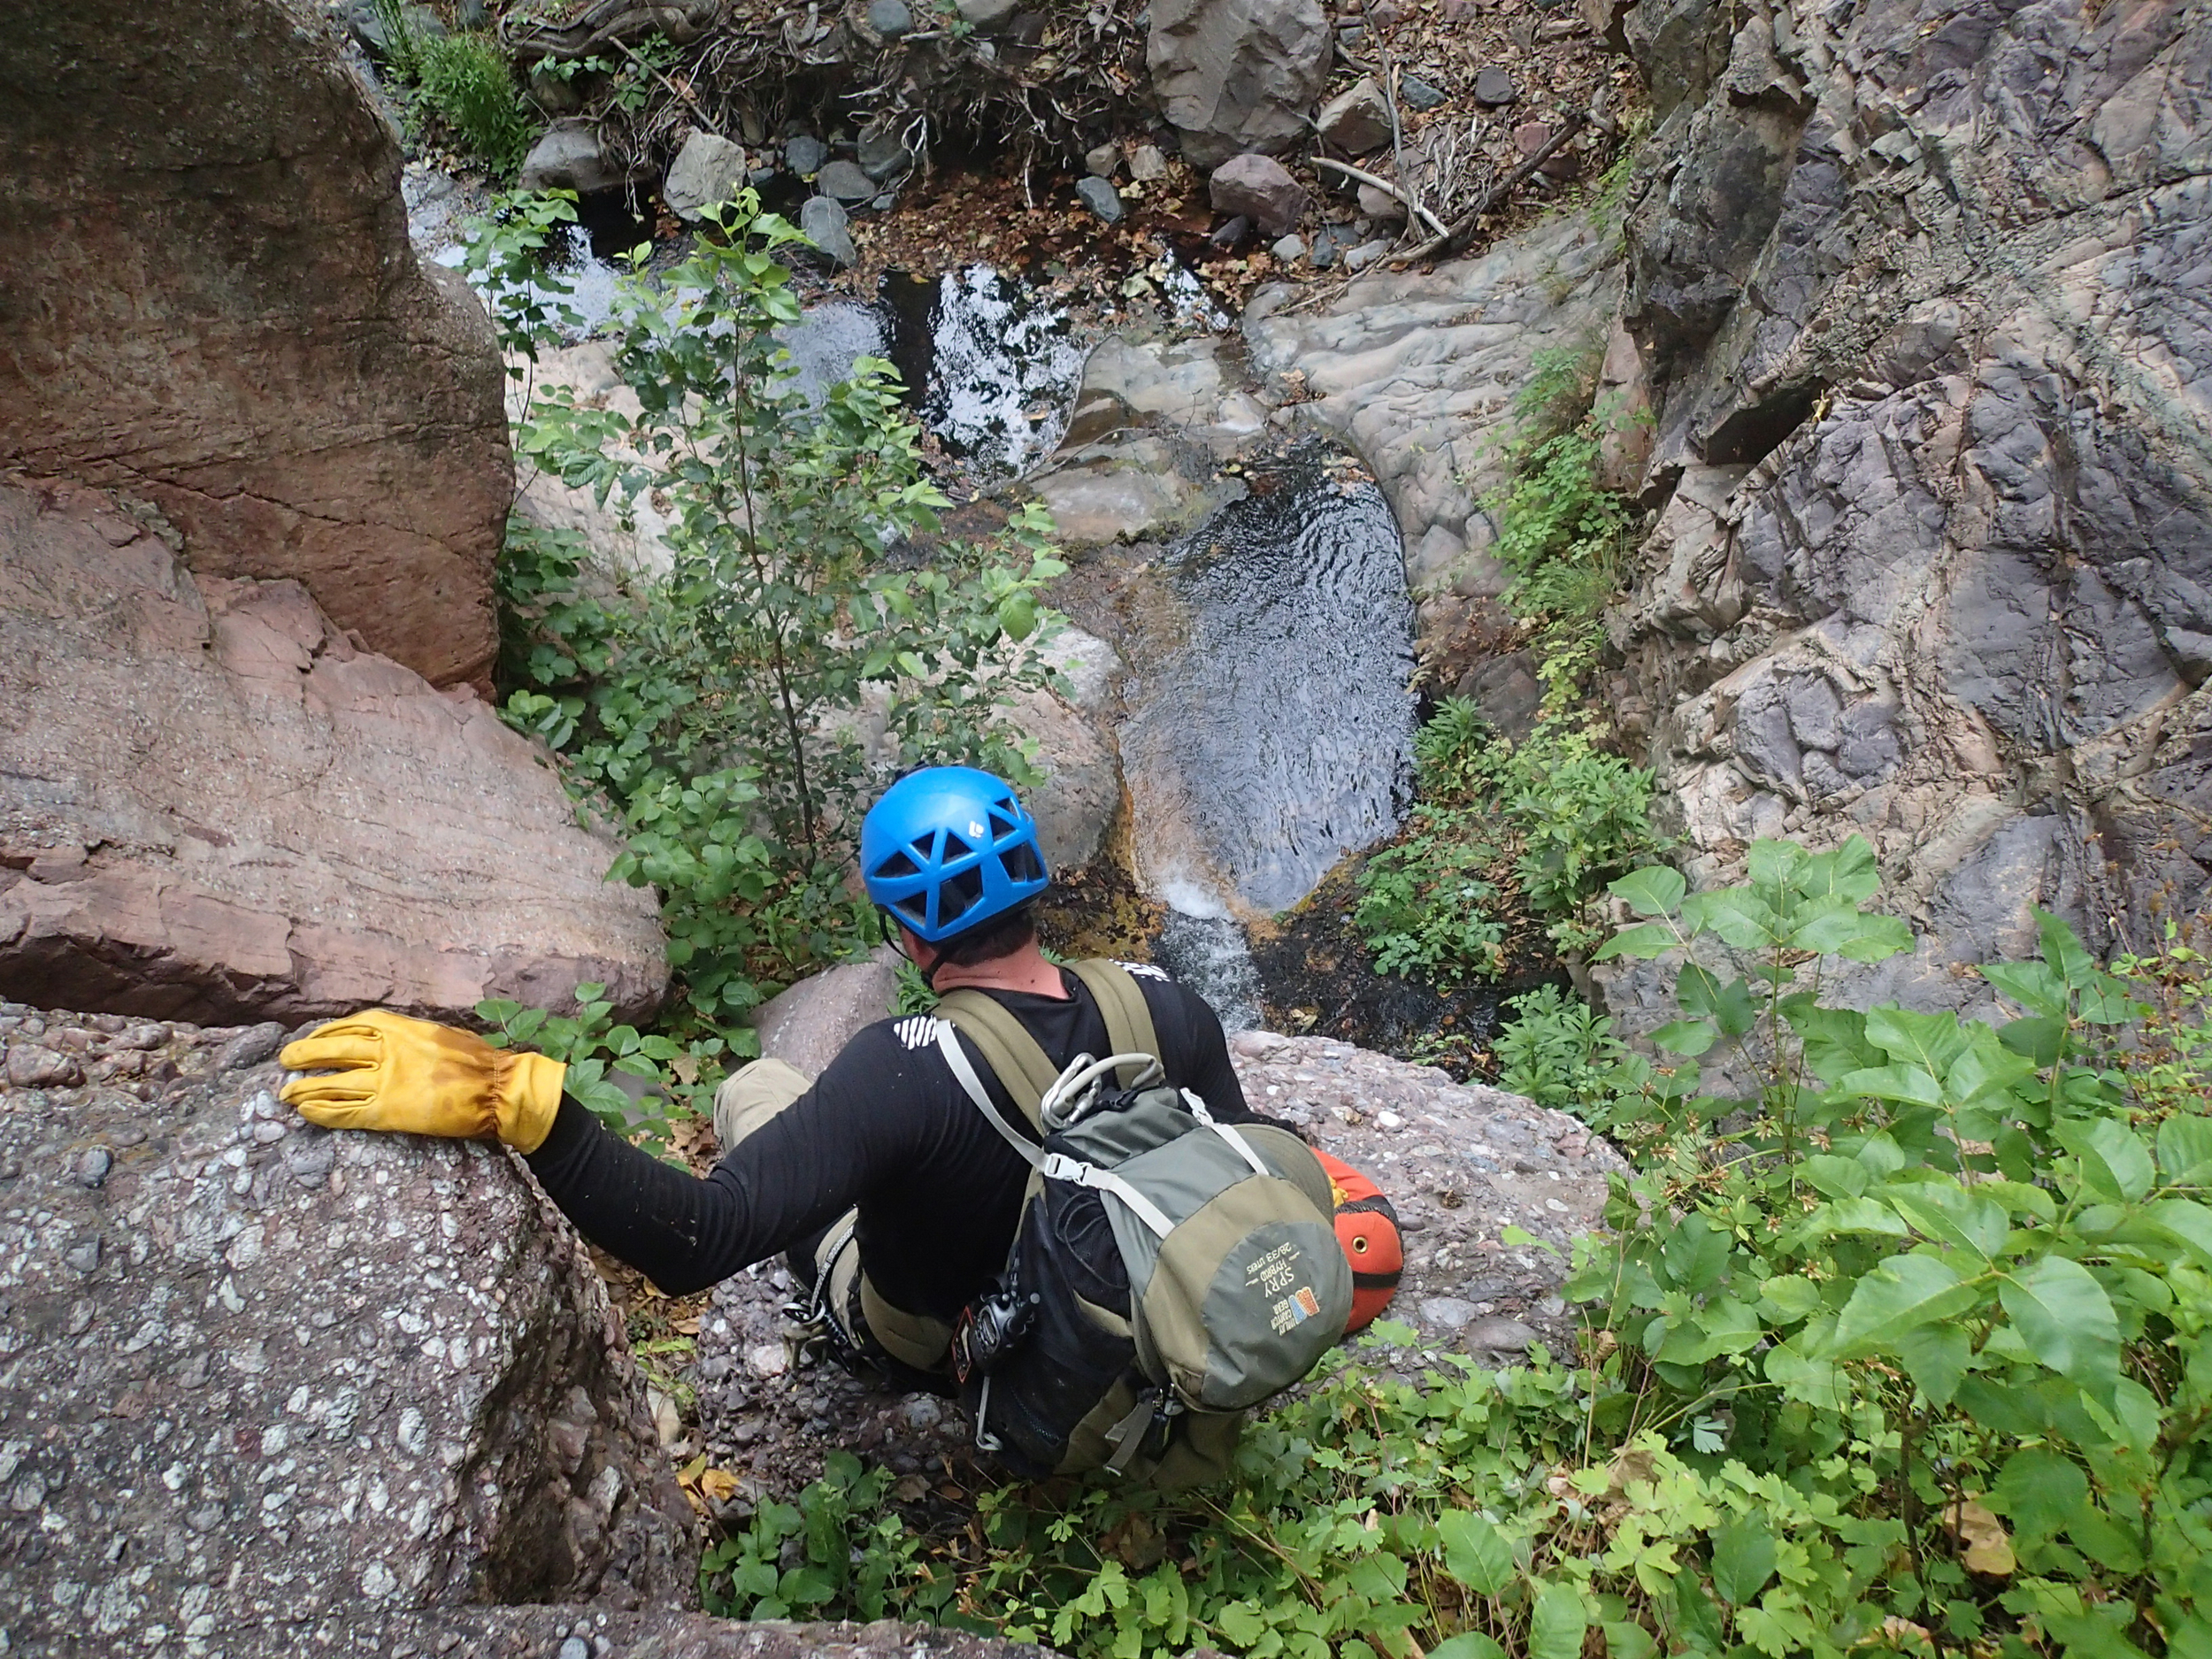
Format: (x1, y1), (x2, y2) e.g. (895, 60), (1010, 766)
(0, 0), (509, 689)
(0, 478), (668, 1025)
(680, 1031), (1623, 1500)
(0, 1003), (695, 1653)
(1598, 0), (2212, 1022)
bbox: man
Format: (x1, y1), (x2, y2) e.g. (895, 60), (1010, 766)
(280, 764), (1269, 1394)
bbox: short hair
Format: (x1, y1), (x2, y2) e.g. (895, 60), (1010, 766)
(930, 899), (1039, 972)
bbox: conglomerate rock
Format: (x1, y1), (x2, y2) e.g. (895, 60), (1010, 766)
(1592, 0), (2212, 1023)
(0, 0), (509, 688)
(0, 1004), (695, 1655)
(0, 479), (668, 1025)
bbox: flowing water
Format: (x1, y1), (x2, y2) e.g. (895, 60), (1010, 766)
(1102, 459), (1417, 1024)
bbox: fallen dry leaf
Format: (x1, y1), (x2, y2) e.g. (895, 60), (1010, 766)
(1947, 1496), (2016, 1576)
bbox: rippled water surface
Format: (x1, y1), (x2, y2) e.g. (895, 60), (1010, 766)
(1117, 463), (1417, 920)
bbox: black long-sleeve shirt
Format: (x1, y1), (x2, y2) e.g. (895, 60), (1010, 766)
(523, 964), (1256, 1320)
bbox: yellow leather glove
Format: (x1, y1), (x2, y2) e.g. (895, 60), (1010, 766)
(278, 1009), (566, 1154)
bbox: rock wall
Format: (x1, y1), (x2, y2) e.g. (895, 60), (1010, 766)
(0, 0), (509, 689)
(1591, 0), (2211, 1012)
(0, 479), (667, 1025)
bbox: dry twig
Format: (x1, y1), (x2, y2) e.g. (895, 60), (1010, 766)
(1310, 156), (1450, 240)
(1393, 111), (1587, 264)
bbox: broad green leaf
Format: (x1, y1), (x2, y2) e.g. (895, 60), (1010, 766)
(1782, 1002), (1879, 1083)
(1431, 1638), (1507, 1659)
(1864, 1005), (1972, 1076)
(1832, 1255), (1980, 1354)
(1663, 1214), (1733, 1293)
(1746, 839), (1807, 890)
(1832, 912), (1916, 962)
(1610, 865), (1686, 917)
(1709, 1519), (1777, 1606)
(1528, 1583), (1589, 1659)
(1789, 897), (1910, 960)
(2147, 1198), (2212, 1268)
(1756, 1275), (1823, 1322)
(1651, 1019), (1719, 1056)
(1977, 1179), (2058, 1223)
(1797, 834), (1884, 904)
(1991, 1446), (2087, 1540)
(1893, 1322), (1970, 1405)
(1943, 1028), (2039, 1105)
(2055, 1118), (2155, 1203)
(1814, 1197), (1910, 1236)
(1602, 1624), (1657, 1659)
(1999, 1255), (2120, 1388)
(1679, 965), (1760, 1036)
(1765, 1341), (1846, 1409)
(1437, 1512), (1514, 1595)
(1595, 922), (1679, 961)
(2066, 1507), (2146, 1574)
(1980, 959), (2068, 1019)
(1883, 1182), (2009, 1262)
(1801, 1155), (1870, 1199)
(1832, 1064), (1943, 1109)
(2157, 1115), (2212, 1182)
(1683, 888), (1783, 949)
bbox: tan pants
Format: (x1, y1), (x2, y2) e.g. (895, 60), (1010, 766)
(713, 1058), (956, 1378)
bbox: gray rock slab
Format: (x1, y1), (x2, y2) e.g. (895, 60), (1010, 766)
(1317, 75), (1394, 153)
(1075, 174), (1125, 222)
(664, 127), (749, 219)
(749, 953), (901, 1079)
(1148, 0), (1331, 165)
(800, 195), (858, 265)
(1400, 74), (1448, 109)
(1245, 212), (1623, 595)
(785, 134), (829, 175)
(520, 118), (629, 195)
(817, 158), (876, 202)
(0, 1003), (694, 1653)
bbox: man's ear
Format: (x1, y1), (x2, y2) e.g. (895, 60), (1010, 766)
(897, 923), (936, 968)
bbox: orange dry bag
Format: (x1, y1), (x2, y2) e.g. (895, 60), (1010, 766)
(1315, 1148), (1402, 1331)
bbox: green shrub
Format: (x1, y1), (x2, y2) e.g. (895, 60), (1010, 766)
(411, 32), (534, 177)
(1354, 703), (1663, 981)
(462, 190), (1064, 1100)
(1494, 981), (1646, 1120)
(712, 843), (2212, 1659)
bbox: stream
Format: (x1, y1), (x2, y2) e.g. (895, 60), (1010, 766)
(414, 180), (1420, 1033)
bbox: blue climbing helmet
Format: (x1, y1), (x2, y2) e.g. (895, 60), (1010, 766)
(860, 766), (1051, 942)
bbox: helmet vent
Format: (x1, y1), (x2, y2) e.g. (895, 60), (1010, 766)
(1002, 841), (1045, 884)
(940, 865), (986, 923)
(940, 830), (972, 863)
(988, 810), (1019, 840)
(892, 895), (930, 928)
(875, 849), (922, 879)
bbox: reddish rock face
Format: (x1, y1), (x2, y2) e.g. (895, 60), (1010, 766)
(0, 480), (667, 1025)
(0, 0), (509, 689)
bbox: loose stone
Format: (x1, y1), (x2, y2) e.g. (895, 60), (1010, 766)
(1474, 65), (1518, 105)
(1075, 176), (1125, 223)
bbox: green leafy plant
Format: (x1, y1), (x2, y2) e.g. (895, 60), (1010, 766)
(1354, 703), (1663, 981)
(467, 189), (1066, 1030)
(716, 845), (2211, 1659)
(476, 981), (737, 1148)
(703, 1450), (919, 1622)
(1495, 982), (1647, 1120)
(412, 32), (534, 175)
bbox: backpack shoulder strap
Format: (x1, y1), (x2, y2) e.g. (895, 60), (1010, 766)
(934, 989), (1060, 1132)
(1066, 960), (1161, 1089)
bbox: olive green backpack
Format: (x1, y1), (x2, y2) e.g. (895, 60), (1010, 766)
(934, 960), (1352, 1489)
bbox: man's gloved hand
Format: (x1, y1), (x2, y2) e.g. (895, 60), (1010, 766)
(278, 1010), (565, 1154)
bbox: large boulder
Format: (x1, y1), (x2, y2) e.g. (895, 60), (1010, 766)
(1597, 0), (2212, 1021)
(0, 1000), (1059, 1658)
(0, 1002), (695, 1650)
(1148, 0), (1332, 166)
(681, 1030), (1625, 1500)
(0, 0), (511, 689)
(0, 480), (668, 1025)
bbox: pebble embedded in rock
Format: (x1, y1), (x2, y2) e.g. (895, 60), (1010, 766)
(1076, 175), (1125, 223)
(865, 0), (912, 34)
(1085, 142), (1121, 177)
(5, 1043), (82, 1088)
(1401, 74), (1448, 110)
(65, 1237), (100, 1273)
(73, 1147), (111, 1187)
(816, 158), (876, 203)
(1474, 66), (1518, 105)
(798, 196), (857, 265)
(558, 1640), (591, 1659)
(1418, 1295), (1479, 1330)
(783, 134), (827, 175)
(212, 1021), (286, 1071)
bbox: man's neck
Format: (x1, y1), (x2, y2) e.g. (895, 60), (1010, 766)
(927, 941), (1070, 999)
